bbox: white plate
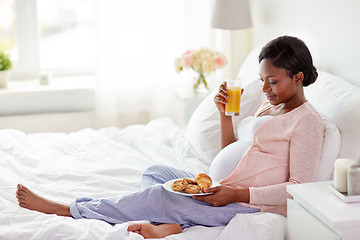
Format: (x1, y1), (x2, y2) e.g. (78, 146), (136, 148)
(163, 178), (220, 197)
(329, 184), (360, 203)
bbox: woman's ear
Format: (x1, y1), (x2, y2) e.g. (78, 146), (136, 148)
(293, 72), (304, 85)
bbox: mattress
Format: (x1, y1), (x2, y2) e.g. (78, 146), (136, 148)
(0, 118), (286, 240)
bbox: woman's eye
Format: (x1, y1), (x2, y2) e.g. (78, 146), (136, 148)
(259, 78), (264, 82)
(269, 81), (277, 85)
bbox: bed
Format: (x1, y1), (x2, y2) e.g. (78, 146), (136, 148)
(1, 46), (360, 240)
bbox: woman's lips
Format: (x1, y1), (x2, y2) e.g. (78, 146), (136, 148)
(266, 94), (276, 100)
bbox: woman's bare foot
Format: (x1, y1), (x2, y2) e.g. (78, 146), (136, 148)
(16, 184), (72, 217)
(127, 223), (182, 239)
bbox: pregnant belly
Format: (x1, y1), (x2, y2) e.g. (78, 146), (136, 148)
(209, 140), (252, 182)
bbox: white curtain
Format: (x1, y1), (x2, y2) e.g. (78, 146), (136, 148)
(95, 0), (218, 127)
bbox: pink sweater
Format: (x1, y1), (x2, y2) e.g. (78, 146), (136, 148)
(220, 101), (325, 213)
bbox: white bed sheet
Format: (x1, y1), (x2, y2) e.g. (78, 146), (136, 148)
(0, 118), (286, 240)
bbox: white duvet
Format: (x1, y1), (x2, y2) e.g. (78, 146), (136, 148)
(0, 118), (286, 240)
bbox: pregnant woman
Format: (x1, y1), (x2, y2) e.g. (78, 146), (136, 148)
(16, 36), (325, 239)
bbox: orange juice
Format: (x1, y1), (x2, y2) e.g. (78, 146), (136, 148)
(225, 87), (242, 116)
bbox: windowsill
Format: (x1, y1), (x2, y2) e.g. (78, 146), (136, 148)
(0, 75), (96, 116)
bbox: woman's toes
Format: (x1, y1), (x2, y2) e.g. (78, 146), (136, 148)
(127, 224), (141, 232)
(18, 184), (28, 192)
(19, 202), (27, 208)
(16, 191), (26, 200)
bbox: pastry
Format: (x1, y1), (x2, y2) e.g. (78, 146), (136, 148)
(184, 184), (201, 194)
(183, 178), (197, 185)
(171, 179), (188, 191)
(195, 173), (212, 192)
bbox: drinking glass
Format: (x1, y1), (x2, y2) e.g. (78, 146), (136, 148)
(225, 78), (243, 116)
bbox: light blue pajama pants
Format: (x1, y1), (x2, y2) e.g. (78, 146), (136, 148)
(70, 165), (260, 229)
(141, 164), (196, 189)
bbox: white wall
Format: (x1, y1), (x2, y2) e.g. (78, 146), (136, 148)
(248, 0), (360, 87)
(3, 0), (360, 133)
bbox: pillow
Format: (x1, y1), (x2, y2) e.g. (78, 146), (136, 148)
(304, 71), (360, 161)
(315, 116), (341, 181)
(236, 46), (262, 86)
(185, 46), (264, 166)
(185, 79), (263, 166)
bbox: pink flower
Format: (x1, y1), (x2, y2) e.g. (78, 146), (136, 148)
(215, 54), (227, 68)
(181, 55), (191, 67)
(182, 50), (193, 55)
(174, 48), (227, 75)
(181, 50), (193, 67)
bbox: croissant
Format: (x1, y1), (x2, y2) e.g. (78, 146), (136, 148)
(194, 173), (212, 192)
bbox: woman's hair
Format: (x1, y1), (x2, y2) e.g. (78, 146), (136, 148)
(258, 35), (318, 87)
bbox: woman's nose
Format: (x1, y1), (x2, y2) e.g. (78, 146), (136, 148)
(262, 81), (271, 92)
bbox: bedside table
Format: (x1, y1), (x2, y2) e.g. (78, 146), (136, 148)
(287, 181), (360, 240)
(172, 92), (207, 126)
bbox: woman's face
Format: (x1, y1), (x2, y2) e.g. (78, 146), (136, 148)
(259, 59), (300, 106)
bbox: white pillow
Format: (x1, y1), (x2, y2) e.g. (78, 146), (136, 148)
(316, 116), (341, 181)
(304, 71), (360, 161)
(185, 46), (264, 166)
(237, 46), (262, 86)
(185, 79), (263, 166)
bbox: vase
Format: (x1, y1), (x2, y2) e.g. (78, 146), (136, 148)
(193, 73), (209, 95)
(0, 70), (10, 88)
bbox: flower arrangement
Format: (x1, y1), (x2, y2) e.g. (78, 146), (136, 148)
(0, 51), (12, 71)
(174, 48), (227, 92)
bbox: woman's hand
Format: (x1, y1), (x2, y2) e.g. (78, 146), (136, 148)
(193, 185), (250, 207)
(214, 82), (229, 114)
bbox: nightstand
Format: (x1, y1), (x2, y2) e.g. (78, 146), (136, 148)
(287, 181), (360, 240)
(172, 92), (207, 126)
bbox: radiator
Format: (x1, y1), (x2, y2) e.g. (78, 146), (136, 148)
(0, 111), (97, 133)
(0, 110), (151, 133)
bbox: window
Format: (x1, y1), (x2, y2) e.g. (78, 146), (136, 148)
(1, 0), (96, 80)
(0, 0), (16, 53)
(37, 0), (96, 76)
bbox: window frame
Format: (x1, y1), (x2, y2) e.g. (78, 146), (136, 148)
(13, 0), (40, 79)
(11, 0), (96, 80)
